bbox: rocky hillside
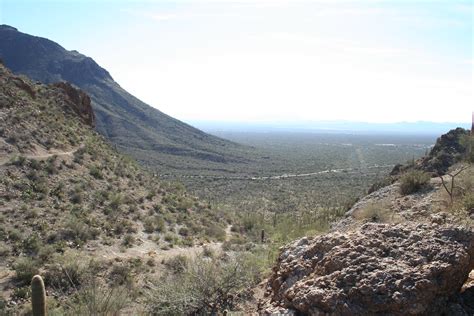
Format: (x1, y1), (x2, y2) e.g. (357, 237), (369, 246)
(391, 127), (472, 176)
(0, 62), (232, 314)
(0, 24), (256, 175)
(258, 129), (474, 315)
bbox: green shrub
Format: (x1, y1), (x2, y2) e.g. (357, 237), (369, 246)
(70, 187), (84, 204)
(12, 286), (30, 300)
(204, 225), (226, 241)
(463, 194), (474, 213)
(399, 170), (430, 195)
(122, 234), (135, 247)
(45, 156), (58, 174)
(45, 262), (83, 290)
(147, 254), (260, 315)
(164, 233), (176, 243)
(109, 264), (132, 285)
(109, 193), (123, 211)
(62, 216), (99, 243)
(13, 257), (39, 285)
(164, 255), (189, 274)
(10, 155), (27, 166)
(143, 218), (155, 233)
(178, 227), (189, 237)
(144, 216), (166, 233)
(89, 165), (103, 179)
(52, 275), (130, 315)
(38, 245), (56, 262)
(0, 242), (10, 257)
(29, 159), (42, 170)
(22, 234), (42, 255)
(8, 228), (22, 241)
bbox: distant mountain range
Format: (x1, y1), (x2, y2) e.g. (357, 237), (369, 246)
(190, 120), (471, 135)
(0, 24), (254, 174)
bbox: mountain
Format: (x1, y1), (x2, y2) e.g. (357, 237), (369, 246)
(0, 61), (234, 313)
(0, 25), (254, 174)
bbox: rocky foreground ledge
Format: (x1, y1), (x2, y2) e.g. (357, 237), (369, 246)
(261, 223), (474, 315)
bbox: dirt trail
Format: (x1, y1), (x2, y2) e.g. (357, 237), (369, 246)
(159, 164), (394, 181)
(0, 144), (83, 166)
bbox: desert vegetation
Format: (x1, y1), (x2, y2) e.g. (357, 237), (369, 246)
(1, 58), (473, 314)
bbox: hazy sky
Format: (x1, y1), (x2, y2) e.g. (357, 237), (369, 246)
(1, 0), (472, 123)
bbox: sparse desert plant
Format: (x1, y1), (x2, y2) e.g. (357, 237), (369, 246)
(10, 155), (27, 166)
(12, 286), (30, 300)
(89, 165), (103, 179)
(178, 226), (189, 237)
(61, 216), (99, 244)
(52, 274), (130, 315)
(69, 186), (84, 204)
(122, 234), (135, 247)
(399, 170), (430, 195)
(109, 264), (132, 286)
(203, 225), (226, 242)
(202, 246), (215, 258)
(13, 257), (39, 285)
(463, 194), (474, 214)
(460, 134), (474, 162)
(143, 215), (166, 234)
(164, 255), (189, 274)
(45, 254), (86, 291)
(0, 242), (10, 257)
(354, 203), (394, 223)
(147, 254), (260, 315)
(143, 217), (156, 233)
(439, 165), (468, 205)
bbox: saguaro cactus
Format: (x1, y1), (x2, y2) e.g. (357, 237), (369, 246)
(31, 275), (46, 316)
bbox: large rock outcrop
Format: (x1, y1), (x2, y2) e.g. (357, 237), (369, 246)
(53, 81), (95, 127)
(391, 128), (470, 177)
(263, 223), (474, 315)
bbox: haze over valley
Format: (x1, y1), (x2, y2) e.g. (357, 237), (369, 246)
(0, 1), (473, 315)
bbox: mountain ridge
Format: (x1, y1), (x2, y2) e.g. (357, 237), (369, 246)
(0, 24), (254, 173)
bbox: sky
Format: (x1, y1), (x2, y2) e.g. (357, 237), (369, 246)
(0, 0), (472, 124)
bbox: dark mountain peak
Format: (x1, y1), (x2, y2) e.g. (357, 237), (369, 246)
(0, 24), (17, 31)
(0, 26), (252, 173)
(0, 26), (112, 84)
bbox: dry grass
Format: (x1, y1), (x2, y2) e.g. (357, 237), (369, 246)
(353, 202), (397, 224)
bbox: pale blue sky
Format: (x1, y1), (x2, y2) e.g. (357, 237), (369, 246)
(1, 0), (472, 123)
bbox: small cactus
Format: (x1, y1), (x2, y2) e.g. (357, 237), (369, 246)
(261, 229), (265, 243)
(31, 275), (46, 316)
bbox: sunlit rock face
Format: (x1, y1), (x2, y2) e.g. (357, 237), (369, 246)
(263, 222), (474, 316)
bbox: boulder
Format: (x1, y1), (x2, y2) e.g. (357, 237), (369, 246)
(264, 223), (474, 315)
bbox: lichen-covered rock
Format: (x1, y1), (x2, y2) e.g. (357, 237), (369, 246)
(263, 223), (474, 316)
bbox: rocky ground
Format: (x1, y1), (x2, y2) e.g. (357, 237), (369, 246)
(257, 165), (474, 315)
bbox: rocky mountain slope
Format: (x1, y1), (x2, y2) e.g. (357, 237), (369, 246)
(258, 129), (474, 315)
(0, 24), (256, 174)
(0, 62), (233, 313)
(390, 127), (472, 176)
